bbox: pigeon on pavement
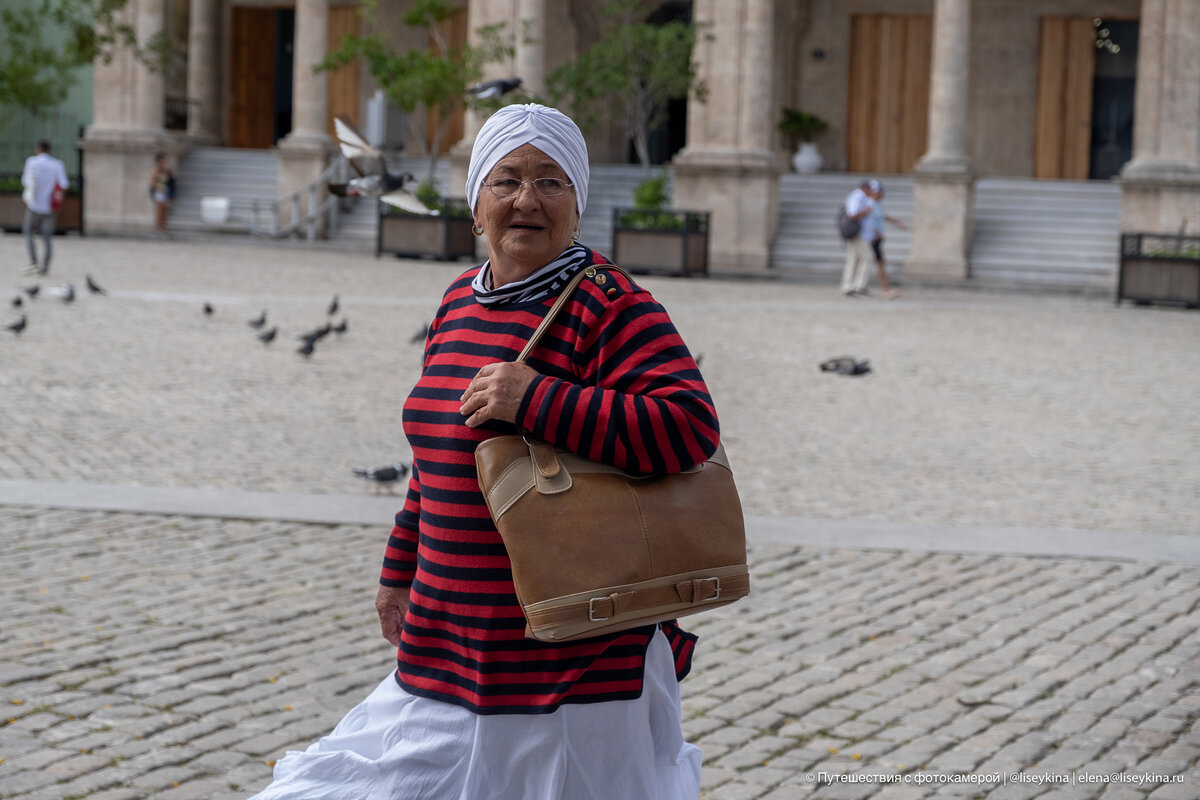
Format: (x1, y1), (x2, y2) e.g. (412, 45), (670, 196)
(297, 339), (316, 359)
(258, 326), (278, 344)
(23, 285), (40, 299)
(410, 324), (429, 345)
(6, 315), (27, 336)
(332, 318), (348, 335)
(86, 275), (107, 295)
(11, 295), (22, 308)
(353, 462), (410, 493)
(330, 116), (435, 215)
(298, 322), (332, 345)
(203, 302), (215, 316)
(327, 294), (339, 316)
(44, 284), (74, 303)
(248, 310), (267, 329)
(820, 356), (872, 376)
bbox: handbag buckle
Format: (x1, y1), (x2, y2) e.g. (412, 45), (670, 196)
(695, 577), (721, 602)
(588, 596), (611, 622)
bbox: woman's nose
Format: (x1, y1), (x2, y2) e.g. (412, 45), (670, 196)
(511, 181), (541, 208)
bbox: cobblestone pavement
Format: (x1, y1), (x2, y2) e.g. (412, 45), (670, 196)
(2, 235), (1199, 798)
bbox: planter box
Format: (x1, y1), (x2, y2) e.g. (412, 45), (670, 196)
(0, 191), (83, 234)
(611, 209), (710, 277)
(1118, 233), (1200, 309)
(377, 199), (475, 261)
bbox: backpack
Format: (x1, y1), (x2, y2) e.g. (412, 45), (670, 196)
(836, 206), (861, 240)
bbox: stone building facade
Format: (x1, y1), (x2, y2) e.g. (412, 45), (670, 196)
(82, 0), (1200, 280)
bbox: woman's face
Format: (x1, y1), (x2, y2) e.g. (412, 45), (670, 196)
(474, 144), (579, 286)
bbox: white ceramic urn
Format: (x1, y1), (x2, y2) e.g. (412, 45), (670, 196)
(792, 142), (823, 174)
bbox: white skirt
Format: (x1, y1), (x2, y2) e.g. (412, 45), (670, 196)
(249, 630), (701, 800)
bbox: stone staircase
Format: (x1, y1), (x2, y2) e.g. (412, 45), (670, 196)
(772, 172), (1121, 290)
(970, 177), (1121, 290)
(171, 147), (278, 234)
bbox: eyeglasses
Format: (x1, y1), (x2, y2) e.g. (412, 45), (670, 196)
(482, 178), (574, 198)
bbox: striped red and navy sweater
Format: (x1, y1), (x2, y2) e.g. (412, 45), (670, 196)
(382, 247), (720, 714)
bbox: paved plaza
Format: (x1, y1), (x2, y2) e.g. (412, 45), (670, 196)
(2, 233), (1199, 799)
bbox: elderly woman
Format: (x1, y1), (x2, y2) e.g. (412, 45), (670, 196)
(251, 104), (718, 800)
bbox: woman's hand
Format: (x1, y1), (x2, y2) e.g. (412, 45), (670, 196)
(460, 362), (538, 428)
(375, 585), (411, 646)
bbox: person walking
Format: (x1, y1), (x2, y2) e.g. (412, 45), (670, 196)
(148, 152), (175, 233)
(868, 182), (907, 299)
(840, 178), (882, 297)
(21, 140), (69, 275)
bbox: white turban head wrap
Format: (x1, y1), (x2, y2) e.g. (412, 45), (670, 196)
(465, 103), (589, 219)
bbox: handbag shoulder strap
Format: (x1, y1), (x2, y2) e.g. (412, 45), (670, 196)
(516, 263), (633, 363)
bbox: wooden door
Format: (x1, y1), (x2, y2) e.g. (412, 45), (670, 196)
(1034, 17), (1095, 179)
(327, 5), (362, 137)
(229, 7), (277, 149)
(847, 14), (932, 174)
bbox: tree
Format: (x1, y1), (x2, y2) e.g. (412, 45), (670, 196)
(318, 0), (520, 188)
(0, 0), (167, 117)
(546, 0), (708, 173)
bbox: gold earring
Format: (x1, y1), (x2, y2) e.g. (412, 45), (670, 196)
(472, 223), (484, 237)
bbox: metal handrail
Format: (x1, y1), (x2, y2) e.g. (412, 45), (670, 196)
(250, 157), (346, 242)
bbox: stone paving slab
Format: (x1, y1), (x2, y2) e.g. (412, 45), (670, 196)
(2, 507), (1199, 799)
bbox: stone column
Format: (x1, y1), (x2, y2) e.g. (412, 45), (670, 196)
(278, 0), (333, 222)
(516, 0), (546, 97)
(81, 0), (168, 233)
(134, 0), (165, 134)
(187, 0), (221, 143)
(672, 0), (779, 274)
(1119, 0), (1200, 235)
(906, 0), (975, 281)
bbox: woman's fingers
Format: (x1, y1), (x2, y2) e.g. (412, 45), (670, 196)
(375, 585), (411, 647)
(460, 362), (537, 428)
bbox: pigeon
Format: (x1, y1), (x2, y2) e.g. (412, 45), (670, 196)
(203, 302), (214, 316)
(820, 356), (872, 376)
(6, 315), (26, 336)
(409, 323), (429, 345)
(298, 322), (332, 344)
(23, 285), (40, 299)
(327, 294), (339, 316)
(11, 295), (22, 308)
(297, 339), (316, 358)
(248, 310), (267, 329)
(694, 353), (704, 368)
(329, 115), (435, 215)
(257, 326), (278, 344)
(353, 462), (410, 493)
(86, 274), (107, 295)
(44, 283), (75, 303)
(465, 77), (524, 100)
(332, 318), (348, 335)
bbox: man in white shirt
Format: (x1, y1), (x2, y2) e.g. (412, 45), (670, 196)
(840, 179), (882, 296)
(21, 139), (70, 275)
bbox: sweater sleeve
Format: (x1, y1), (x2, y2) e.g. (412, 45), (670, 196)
(516, 274), (718, 474)
(380, 464), (421, 587)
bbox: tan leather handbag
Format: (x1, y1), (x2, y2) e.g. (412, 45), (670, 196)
(475, 264), (749, 642)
